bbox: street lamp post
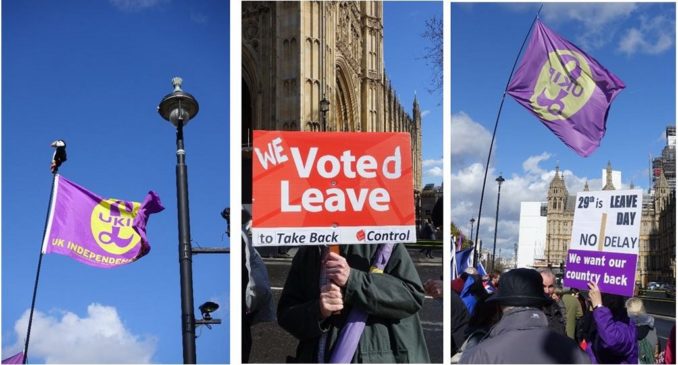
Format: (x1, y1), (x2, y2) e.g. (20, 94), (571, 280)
(469, 218), (475, 244)
(470, 217), (477, 265)
(158, 77), (199, 364)
(320, 97), (330, 131)
(491, 175), (505, 271)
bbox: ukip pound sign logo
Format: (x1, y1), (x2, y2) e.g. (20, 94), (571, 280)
(90, 199), (141, 255)
(530, 50), (595, 121)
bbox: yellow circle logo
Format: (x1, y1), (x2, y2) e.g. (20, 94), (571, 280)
(530, 50), (594, 121)
(90, 199), (141, 255)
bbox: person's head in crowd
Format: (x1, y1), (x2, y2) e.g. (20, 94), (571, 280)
(468, 274), (490, 300)
(554, 286), (567, 300)
(490, 270), (501, 287)
(537, 268), (556, 297)
(464, 267), (478, 276)
(487, 268), (552, 311)
(625, 297), (646, 316)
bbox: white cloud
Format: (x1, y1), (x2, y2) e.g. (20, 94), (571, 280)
(541, 3), (637, 49)
(9, 304), (156, 363)
(501, 3), (674, 55)
(618, 15), (675, 55)
(109, 0), (168, 12)
(522, 152), (551, 175)
(426, 166), (443, 177)
(451, 113), (606, 258)
(451, 112), (492, 167)
(421, 110), (431, 118)
(423, 158), (443, 167)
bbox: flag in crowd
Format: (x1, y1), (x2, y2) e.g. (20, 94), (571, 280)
(453, 247), (474, 280)
(476, 260), (487, 276)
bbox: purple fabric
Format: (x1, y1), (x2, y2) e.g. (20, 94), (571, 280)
(328, 244), (395, 363)
(42, 175), (164, 268)
(1, 352), (24, 364)
(507, 20), (625, 157)
(590, 306), (638, 364)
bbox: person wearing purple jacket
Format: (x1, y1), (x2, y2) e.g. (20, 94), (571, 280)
(586, 281), (638, 363)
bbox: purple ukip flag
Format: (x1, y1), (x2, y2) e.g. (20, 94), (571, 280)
(2, 352), (24, 364)
(507, 20), (625, 157)
(41, 175), (164, 268)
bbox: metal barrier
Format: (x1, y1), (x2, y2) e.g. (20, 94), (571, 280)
(640, 296), (676, 318)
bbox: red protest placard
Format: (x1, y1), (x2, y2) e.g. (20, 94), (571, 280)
(252, 131), (415, 246)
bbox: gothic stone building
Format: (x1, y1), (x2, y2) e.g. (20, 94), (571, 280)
(546, 163), (676, 286)
(242, 1), (423, 208)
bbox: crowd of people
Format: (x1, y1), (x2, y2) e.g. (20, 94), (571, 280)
(236, 203), (676, 364)
(446, 266), (676, 364)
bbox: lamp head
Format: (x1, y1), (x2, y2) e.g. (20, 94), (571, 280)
(199, 301), (219, 320)
(320, 97), (330, 114)
(496, 175), (505, 185)
(158, 77), (199, 127)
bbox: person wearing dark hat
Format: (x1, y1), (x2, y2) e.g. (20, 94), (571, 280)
(459, 268), (591, 364)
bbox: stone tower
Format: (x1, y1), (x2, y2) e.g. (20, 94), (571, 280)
(242, 1), (423, 201)
(602, 161), (615, 191)
(546, 166), (571, 266)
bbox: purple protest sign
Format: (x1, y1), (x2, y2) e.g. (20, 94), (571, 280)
(565, 190), (643, 297)
(41, 175), (164, 268)
(564, 249), (637, 297)
(507, 20), (625, 157)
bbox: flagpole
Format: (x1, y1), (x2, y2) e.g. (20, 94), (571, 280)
(473, 4), (543, 266)
(23, 170), (58, 364)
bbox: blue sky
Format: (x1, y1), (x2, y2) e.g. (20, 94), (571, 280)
(452, 3), (675, 259)
(384, 2), (444, 188)
(2, 0), (230, 363)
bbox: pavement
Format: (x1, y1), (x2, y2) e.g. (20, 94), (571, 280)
(247, 246), (443, 363)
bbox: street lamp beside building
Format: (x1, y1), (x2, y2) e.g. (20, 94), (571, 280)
(320, 97), (330, 131)
(469, 217), (475, 244)
(492, 175), (505, 271)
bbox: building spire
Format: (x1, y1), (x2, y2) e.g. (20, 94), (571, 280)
(603, 161), (615, 190)
(584, 180), (590, 191)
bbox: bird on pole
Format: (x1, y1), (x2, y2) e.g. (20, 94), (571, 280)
(50, 140), (67, 173)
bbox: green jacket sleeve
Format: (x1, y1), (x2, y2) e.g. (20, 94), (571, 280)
(343, 244), (424, 320)
(277, 247), (326, 341)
